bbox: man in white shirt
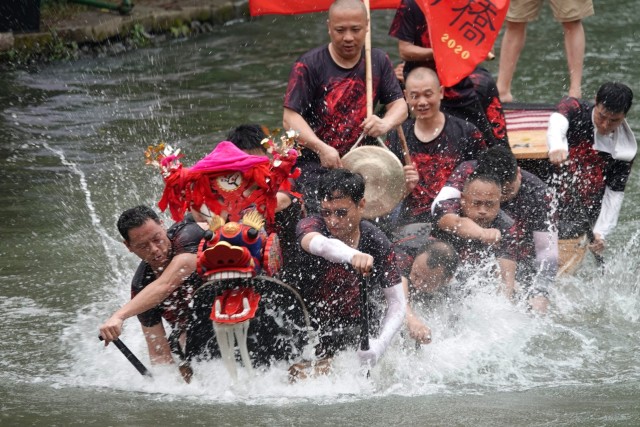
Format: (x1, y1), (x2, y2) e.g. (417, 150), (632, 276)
(546, 82), (635, 256)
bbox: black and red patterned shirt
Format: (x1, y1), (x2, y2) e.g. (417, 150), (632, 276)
(431, 201), (517, 265)
(435, 160), (554, 265)
(131, 216), (205, 329)
(388, 0), (508, 147)
(386, 115), (486, 223)
(555, 97), (635, 224)
(468, 67), (508, 146)
(388, 0), (435, 70)
(295, 216), (401, 335)
(284, 45), (404, 164)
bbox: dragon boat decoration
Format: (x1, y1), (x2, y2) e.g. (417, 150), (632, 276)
(146, 130), (312, 380)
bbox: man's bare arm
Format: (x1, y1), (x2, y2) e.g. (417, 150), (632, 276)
(283, 107), (341, 169)
(361, 98), (408, 137)
(402, 277), (431, 343)
(498, 257), (516, 300)
(99, 252), (197, 343)
(398, 40), (434, 62)
(142, 323), (174, 365)
(438, 213), (502, 244)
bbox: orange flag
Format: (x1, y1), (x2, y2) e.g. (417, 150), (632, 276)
(249, 0), (400, 15)
(417, 0), (509, 87)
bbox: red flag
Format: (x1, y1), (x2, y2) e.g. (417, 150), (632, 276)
(418, 0), (509, 87)
(250, 0), (400, 16)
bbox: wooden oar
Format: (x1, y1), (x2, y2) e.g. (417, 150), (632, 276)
(364, 0), (373, 118)
(557, 166), (605, 272)
(396, 124), (412, 166)
(287, 357), (333, 382)
(99, 336), (152, 377)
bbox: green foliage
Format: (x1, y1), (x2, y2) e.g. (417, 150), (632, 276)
(0, 30), (78, 69)
(129, 23), (150, 47)
(170, 22), (191, 38)
(41, 0), (86, 16)
(48, 31), (78, 61)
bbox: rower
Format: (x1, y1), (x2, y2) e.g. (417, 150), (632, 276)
(403, 239), (459, 345)
(295, 169), (406, 367)
(432, 146), (558, 313)
(99, 206), (206, 379)
(386, 66), (487, 227)
(547, 82), (636, 259)
(431, 172), (518, 300)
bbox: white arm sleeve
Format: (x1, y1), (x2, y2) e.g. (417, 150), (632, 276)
(431, 186), (462, 215)
(308, 234), (359, 264)
(532, 231), (558, 293)
(547, 112), (570, 153)
(357, 283), (406, 367)
(593, 187), (625, 239)
(377, 283), (407, 350)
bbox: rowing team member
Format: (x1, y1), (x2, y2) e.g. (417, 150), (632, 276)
(99, 0), (635, 374)
(99, 80), (635, 373)
(99, 170), (406, 373)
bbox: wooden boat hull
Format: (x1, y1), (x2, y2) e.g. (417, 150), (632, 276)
(557, 234), (588, 276)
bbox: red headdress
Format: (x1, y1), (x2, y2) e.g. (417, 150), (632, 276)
(151, 132), (300, 228)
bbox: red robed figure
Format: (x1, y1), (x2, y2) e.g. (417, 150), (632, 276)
(250, 0), (508, 88)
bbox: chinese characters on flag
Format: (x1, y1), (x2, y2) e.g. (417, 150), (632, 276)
(418, 0), (509, 87)
(249, 0), (509, 87)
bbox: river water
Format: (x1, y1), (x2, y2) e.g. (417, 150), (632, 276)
(1, 3), (639, 426)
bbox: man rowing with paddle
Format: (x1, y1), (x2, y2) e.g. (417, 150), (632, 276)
(283, 0), (407, 212)
(295, 169), (405, 368)
(432, 146), (558, 313)
(547, 82), (636, 259)
(431, 172), (518, 299)
(99, 206), (206, 370)
(403, 239), (459, 345)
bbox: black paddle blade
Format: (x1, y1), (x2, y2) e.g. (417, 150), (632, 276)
(99, 336), (152, 377)
(359, 275), (370, 351)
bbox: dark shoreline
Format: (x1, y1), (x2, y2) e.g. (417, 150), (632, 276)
(0, 0), (249, 69)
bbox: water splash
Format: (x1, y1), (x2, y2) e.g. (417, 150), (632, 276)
(42, 141), (119, 268)
(45, 253), (638, 406)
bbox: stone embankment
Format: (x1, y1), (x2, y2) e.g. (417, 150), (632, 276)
(0, 0), (248, 65)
